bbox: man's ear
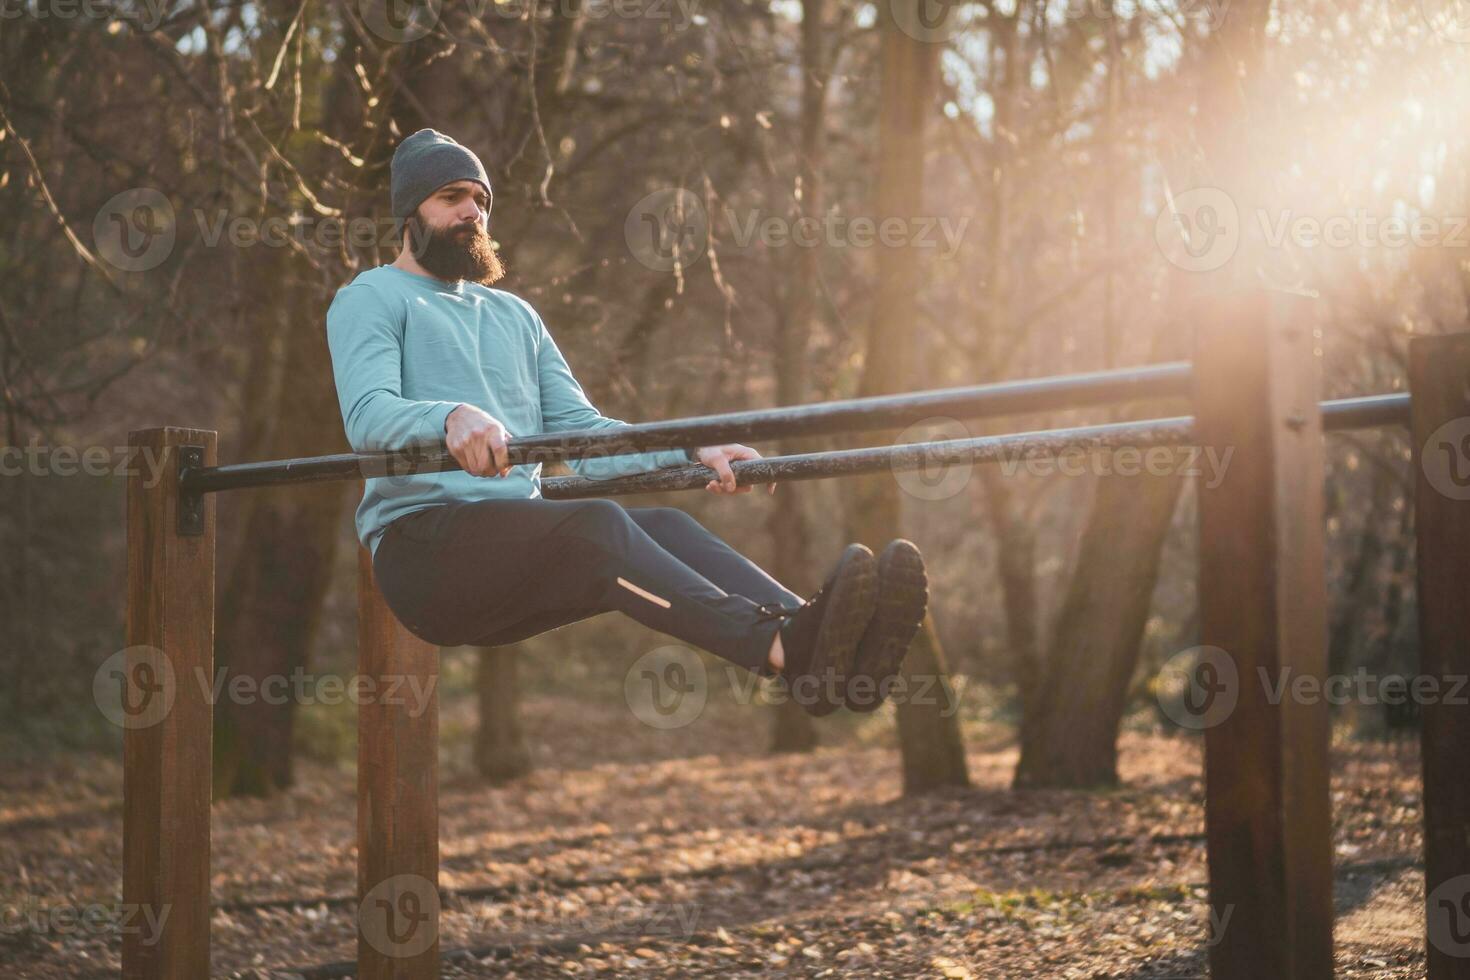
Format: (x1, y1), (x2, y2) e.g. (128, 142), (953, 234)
(401, 212), (426, 256)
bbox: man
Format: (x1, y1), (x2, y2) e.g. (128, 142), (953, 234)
(326, 128), (928, 715)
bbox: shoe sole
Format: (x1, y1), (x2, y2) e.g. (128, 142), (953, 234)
(801, 543), (878, 718)
(845, 539), (928, 713)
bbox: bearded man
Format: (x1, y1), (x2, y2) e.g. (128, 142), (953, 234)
(326, 128), (928, 716)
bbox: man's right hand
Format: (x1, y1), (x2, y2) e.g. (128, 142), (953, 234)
(445, 404), (514, 477)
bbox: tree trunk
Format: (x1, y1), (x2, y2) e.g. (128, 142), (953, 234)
(846, 0), (968, 793)
(1013, 470), (1184, 788)
(895, 610), (967, 794)
(978, 466), (1041, 694)
(1327, 453), (1392, 675)
(475, 648), (533, 783)
(213, 263), (350, 796)
(1002, 1), (1201, 791)
(765, 0), (829, 754)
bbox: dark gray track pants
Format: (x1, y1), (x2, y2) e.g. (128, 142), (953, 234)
(371, 497), (802, 674)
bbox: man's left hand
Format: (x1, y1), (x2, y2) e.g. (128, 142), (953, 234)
(690, 444), (776, 496)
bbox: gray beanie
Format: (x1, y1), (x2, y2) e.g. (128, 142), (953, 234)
(390, 128), (492, 223)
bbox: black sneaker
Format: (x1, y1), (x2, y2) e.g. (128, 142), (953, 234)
(844, 539), (928, 713)
(754, 543), (878, 717)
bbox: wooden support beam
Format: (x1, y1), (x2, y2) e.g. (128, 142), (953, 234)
(122, 428), (217, 979)
(1410, 332), (1470, 978)
(1195, 291), (1335, 979)
(357, 544), (441, 979)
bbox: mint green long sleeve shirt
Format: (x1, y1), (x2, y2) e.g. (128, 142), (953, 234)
(326, 265), (692, 559)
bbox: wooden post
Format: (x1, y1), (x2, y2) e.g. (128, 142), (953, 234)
(1194, 290), (1335, 979)
(122, 428), (217, 979)
(357, 544), (441, 979)
(1410, 332), (1470, 979)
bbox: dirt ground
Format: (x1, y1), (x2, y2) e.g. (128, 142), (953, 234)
(0, 692), (1430, 979)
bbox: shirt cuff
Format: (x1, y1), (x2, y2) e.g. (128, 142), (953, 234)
(420, 402), (462, 445)
(648, 447), (698, 469)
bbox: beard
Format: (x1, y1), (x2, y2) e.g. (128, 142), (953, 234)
(404, 212), (506, 286)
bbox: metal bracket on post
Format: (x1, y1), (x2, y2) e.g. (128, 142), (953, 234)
(177, 445), (205, 536)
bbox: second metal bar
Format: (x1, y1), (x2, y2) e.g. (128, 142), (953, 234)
(544, 416), (1197, 498)
(541, 393), (1412, 499)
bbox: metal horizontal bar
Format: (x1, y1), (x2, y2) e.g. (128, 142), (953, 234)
(543, 415), (1199, 499)
(179, 361), (1193, 495)
(543, 393), (1413, 499)
(1320, 392), (1410, 431)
